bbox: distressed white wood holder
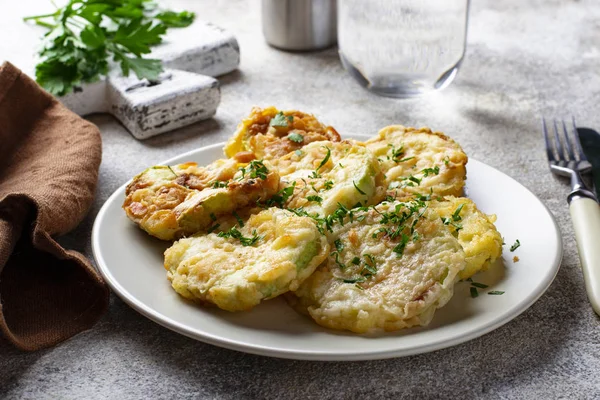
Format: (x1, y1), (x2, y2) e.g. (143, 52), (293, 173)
(59, 21), (240, 139)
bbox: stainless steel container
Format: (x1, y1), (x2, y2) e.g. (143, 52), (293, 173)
(262, 0), (337, 51)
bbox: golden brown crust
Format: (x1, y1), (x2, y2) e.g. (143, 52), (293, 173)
(123, 160), (280, 240)
(224, 106), (341, 160)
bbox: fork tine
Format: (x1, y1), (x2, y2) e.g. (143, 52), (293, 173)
(542, 118), (555, 161)
(571, 116), (588, 161)
(562, 119), (575, 161)
(553, 119), (566, 161)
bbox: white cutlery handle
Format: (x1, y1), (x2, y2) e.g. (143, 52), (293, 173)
(570, 196), (600, 315)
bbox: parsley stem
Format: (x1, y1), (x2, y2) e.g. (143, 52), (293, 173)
(32, 20), (56, 29)
(23, 11), (60, 21)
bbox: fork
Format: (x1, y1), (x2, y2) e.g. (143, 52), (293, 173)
(543, 117), (600, 315)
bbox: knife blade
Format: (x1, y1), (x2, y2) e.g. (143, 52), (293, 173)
(577, 127), (600, 199)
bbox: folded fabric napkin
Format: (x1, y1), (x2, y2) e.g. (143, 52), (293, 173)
(0, 62), (109, 351)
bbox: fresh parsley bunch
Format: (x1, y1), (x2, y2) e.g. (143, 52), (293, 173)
(24, 0), (195, 96)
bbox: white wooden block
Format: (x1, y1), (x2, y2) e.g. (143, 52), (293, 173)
(56, 21), (239, 139)
(107, 70), (220, 140)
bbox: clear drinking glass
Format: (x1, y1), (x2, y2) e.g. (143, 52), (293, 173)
(338, 0), (470, 98)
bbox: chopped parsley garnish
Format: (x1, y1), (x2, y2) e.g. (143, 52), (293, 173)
(342, 276), (366, 284)
(339, 163), (344, 168)
(392, 233), (410, 256)
(323, 180), (334, 190)
(167, 166), (178, 177)
(510, 239), (521, 252)
(488, 291), (505, 295)
(207, 223), (220, 233)
(317, 147), (331, 171)
(239, 160), (269, 181)
(351, 257), (361, 265)
(470, 287), (479, 298)
(233, 212), (244, 227)
(443, 156), (450, 165)
(334, 239), (344, 252)
(210, 180), (229, 188)
(421, 166), (440, 177)
(470, 282), (488, 289)
(397, 157), (415, 163)
(331, 251), (346, 269)
(287, 132), (304, 143)
(388, 144), (405, 163)
(295, 149), (303, 157)
(452, 203), (465, 221)
(269, 111), (293, 127)
(209, 213), (217, 221)
(441, 216), (463, 232)
(353, 181), (366, 195)
(218, 227), (261, 246)
(307, 195), (323, 204)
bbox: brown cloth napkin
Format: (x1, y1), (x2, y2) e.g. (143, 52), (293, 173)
(0, 62), (109, 351)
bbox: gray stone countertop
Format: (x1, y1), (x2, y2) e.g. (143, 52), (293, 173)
(2, 0), (600, 398)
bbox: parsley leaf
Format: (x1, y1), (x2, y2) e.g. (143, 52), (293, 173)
(269, 111), (290, 127)
(287, 133), (304, 143)
(510, 239), (521, 252)
(334, 239), (344, 252)
(218, 227), (261, 246)
(24, 0), (195, 96)
(488, 291), (505, 295)
(307, 195), (323, 204)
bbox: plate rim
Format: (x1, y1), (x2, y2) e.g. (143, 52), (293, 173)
(92, 139), (563, 361)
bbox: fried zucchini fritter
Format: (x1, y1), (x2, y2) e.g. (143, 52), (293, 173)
(224, 106), (341, 160)
(366, 125), (468, 198)
(272, 140), (385, 216)
(123, 159), (279, 240)
(165, 208), (330, 312)
(431, 196), (503, 279)
(289, 200), (466, 333)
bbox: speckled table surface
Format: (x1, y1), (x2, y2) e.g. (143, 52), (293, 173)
(2, 0), (600, 398)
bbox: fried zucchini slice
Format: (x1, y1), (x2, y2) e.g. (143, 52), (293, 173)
(123, 159), (279, 240)
(366, 125), (468, 197)
(272, 140), (385, 216)
(289, 200), (466, 333)
(224, 106), (341, 160)
(165, 208), (330, 312)
(431, 196), (503, 279)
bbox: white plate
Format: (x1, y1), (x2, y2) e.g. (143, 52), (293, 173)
(92, 136), (562, 361)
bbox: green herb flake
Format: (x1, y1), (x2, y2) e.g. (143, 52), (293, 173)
(269, 111), (289, 127)
(353, 181), (366, 195)
(218, 227), (261, 246)
(488, 291), (505, 295)
(452, 203), (465, 221)
(233, 212), (244, 227)
(167, 166), (178, 177)
(317, 146), (331, 171)
(470, 287), (479, 298)
(471, 282), (489, 289)
(295, 149), (303, 157)
(421, 166), (440, 177)
(334, 239), (344, 252)
(510, 239), (521, 252)
(207, 223), (220, 233)
(287, 132), (304, 143)
(211, 180), (229, 189)
(243, 160), (269, 180)
(307, 195), (323, 204)
(323, 180), (334, 190)
(342, 276), (366, 284)
(209, 213), (217, 221)
(351, 257), (361, 265)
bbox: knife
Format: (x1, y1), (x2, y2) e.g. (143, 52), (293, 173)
(578, 127), (600, 200)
